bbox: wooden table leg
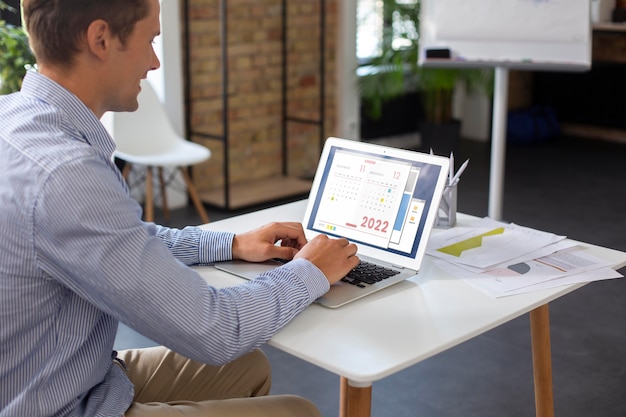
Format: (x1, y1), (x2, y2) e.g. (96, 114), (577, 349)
(530, 304), (554, 417)
(180, 167), (210, 224)
(339, 377), (372, 417)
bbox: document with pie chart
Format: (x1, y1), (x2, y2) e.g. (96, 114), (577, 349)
(433, 244), (620, 297)
(427, 218), (623, 297)
(426, 218), (566, 269)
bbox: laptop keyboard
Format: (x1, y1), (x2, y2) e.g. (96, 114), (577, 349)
(273, 258), (401, 288)
(341, 261), (401, 288)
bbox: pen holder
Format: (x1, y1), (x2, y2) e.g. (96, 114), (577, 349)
(436, 184), (457, 228)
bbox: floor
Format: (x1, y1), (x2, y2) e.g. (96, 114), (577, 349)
(114, 134), (626, 417)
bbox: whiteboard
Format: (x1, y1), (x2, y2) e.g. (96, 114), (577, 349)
(419, 0), (591, 70)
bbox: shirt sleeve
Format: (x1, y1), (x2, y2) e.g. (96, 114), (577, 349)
(154, 224), (235, 265)
(34, 156), (329, 365)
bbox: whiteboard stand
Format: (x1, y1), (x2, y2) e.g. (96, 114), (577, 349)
(488, 66), (509, 221)
(420, 60), (588, 222)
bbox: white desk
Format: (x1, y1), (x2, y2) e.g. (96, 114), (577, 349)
(198, 200), (626, 417)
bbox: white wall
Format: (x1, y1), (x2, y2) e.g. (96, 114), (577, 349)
(147, 0), (187, 208)
(148, 0), (184, 136)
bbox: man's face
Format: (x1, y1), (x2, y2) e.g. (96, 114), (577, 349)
(106, 0), (161, 112)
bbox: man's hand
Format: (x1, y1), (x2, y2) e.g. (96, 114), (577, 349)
(231, 222), (359, 285)
(294, 235), (359, 285)
(232, 222), (308, 262)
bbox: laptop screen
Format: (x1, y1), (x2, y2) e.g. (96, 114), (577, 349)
(305, 142), (445, 260)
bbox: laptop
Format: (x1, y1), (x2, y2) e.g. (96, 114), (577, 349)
(215, 137), (450, 308)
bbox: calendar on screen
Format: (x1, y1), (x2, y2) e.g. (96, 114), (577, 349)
(311, 149), (426, 253)
(304, 138), (448, 262)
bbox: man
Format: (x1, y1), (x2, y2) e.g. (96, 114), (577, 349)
(0, 0), (359, 416)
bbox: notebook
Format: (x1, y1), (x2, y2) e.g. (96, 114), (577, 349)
(215, 137), (450, 308)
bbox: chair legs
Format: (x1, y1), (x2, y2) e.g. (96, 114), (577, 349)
(157, 167), (170, 220)
(144, 166), (155, 223)
(121, 163), (209, 224)
(121, 162), (154, 223)
(179, 167), (210, 224)
(121, 163), (132, 180)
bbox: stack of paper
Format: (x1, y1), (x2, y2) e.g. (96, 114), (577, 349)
(426, 218), (623, 298)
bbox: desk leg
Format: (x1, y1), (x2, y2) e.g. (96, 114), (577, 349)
(339, 377), (372, 417)
(530, 304), (554, 417)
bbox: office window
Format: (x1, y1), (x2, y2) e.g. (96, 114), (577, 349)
(356, 0), (419, 62)
(356, 0), (384, 60)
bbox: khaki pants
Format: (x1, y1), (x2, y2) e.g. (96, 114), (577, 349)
(120, 346), (321, 417)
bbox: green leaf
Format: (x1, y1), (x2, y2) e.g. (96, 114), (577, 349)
(0, 20), (36, 94)
(358, 0), (493, 122)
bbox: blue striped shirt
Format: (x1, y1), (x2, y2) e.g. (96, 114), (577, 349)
(0, 72), (329, 417)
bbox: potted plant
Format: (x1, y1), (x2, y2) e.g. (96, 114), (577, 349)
(358, 0), (492, 154)
(0, 1), (35, 94)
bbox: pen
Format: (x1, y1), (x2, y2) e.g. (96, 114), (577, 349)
(450, 158), (469, 186)
(449, 152), (454, 185)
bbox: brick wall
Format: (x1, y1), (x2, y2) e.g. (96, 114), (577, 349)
(185, 0), (337, 206)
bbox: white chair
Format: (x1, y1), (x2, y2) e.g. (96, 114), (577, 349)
(101, 79), (210, 224)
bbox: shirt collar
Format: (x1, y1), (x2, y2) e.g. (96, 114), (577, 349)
(20, 71), (116, 159)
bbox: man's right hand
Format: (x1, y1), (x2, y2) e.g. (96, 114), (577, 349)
(294, 235), (359, 285)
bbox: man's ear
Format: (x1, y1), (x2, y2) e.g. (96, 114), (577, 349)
(85, 19), (113, 60)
